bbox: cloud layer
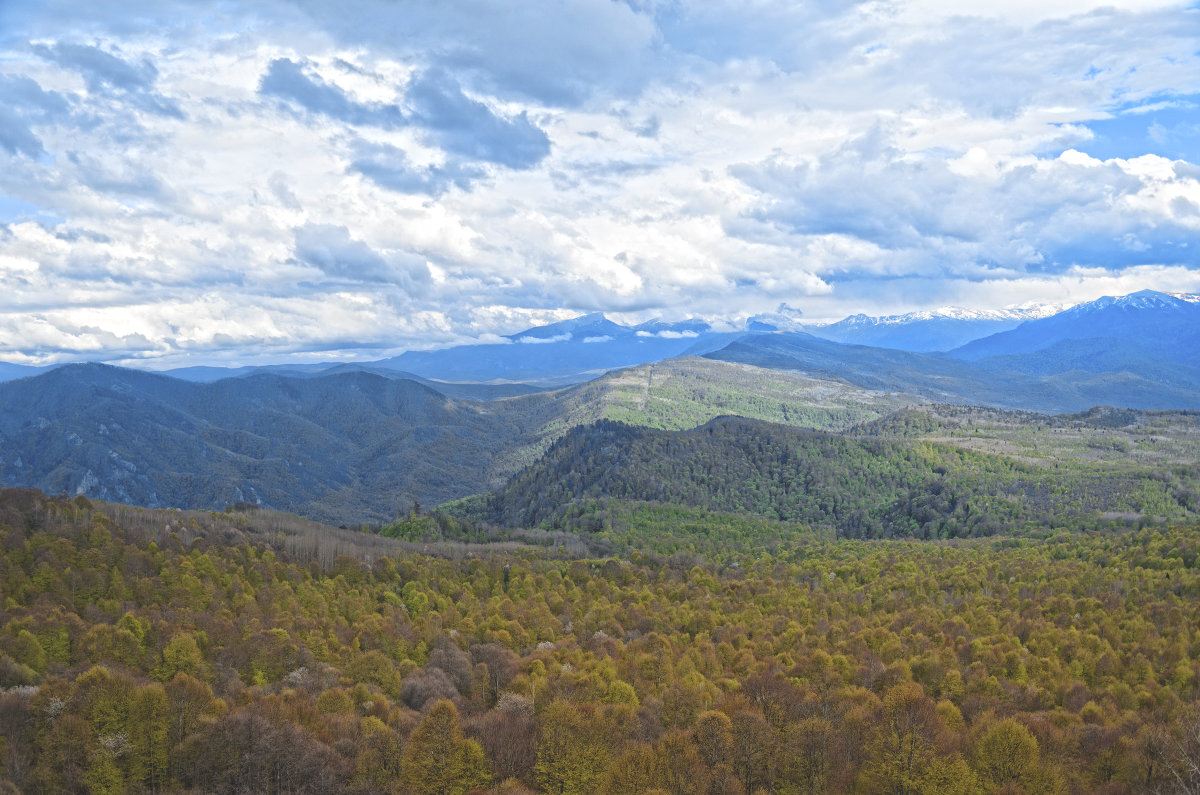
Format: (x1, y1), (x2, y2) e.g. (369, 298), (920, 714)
(0, 0), (1198, 365)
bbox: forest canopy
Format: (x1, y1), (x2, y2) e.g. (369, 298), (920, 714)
(1, 488), (1199, 793)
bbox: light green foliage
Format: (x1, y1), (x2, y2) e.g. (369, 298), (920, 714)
(1, 490), (1199, 794)
(152, 632), (209, 682)
(535, 700), (610, 794)
(400, 700), (490, 794)
(974, 718), (1039, 790)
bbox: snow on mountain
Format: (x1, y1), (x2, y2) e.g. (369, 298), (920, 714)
(950, 290), (1200, 364)
(803, 302), (1069, 352)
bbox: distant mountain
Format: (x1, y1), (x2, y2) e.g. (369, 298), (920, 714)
(951, 290), (1200, 364)
(965, 337), (1200, 389)
(703, 331), (1200, 412)
(505, 312), (628, 342)
(373, 314), (725, 384)
(0, 357), (909, 523)
(0, 362), (54, 383)
(164, 362), (546, 400)
(806, 305), (1062, 352)
(0, 364), (553, 524)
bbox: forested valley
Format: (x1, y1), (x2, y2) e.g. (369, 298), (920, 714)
(2, 486), (1200, 794)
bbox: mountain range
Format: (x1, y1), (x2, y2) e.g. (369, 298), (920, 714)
(0, 289), (1196, 524)
(804, 304), (1063, 351)
(2, 289), (1195, 387)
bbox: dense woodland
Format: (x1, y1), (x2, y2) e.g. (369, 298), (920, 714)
(2, 489), (1200, 793)
(455, 416), (1200, 539)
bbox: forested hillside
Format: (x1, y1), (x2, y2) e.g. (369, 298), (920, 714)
(459, 415), (1200, 538)
(2, 489), (1199, 793)
(0, 359), (906, 525)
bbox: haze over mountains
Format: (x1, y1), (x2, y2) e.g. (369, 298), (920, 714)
(0, 289), (1196, 524)
(2, 289), (1194, 386)
(804, 304), (1065, 351)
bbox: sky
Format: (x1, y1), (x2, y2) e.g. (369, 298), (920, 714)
(1, 0), (1199, 367)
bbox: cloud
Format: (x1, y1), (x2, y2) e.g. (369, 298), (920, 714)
(515, 333), (571, 344)
(267, 172), (302, 210)
(259, 59), (550, 172)
(287, 0), (658, 105)
(259, 57), (402, 127)
(1, 0), (1199, 365)
(729, 132), (1199, 278)
(348, 140), (485, 195)
(0, 74), (72, 158)
(0, 105), (45, 157)
(405, 69), (551, 168)
(292, 223), (429, 287)
(33, 41), (183, 118)
(34, 41), (156, 91)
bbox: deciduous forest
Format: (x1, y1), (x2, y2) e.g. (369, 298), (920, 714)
(2, 488), (1199, 793)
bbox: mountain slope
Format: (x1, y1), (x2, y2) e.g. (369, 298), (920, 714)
(806, 305), (1059, 351)
(164, 361), (547, 400)
(704, 332), (1200, 412)
(0, 364), (550, 523)
(457, 416), (1200, 537)
(951, 290), (1200, 363)
(0, 358), (910, 523)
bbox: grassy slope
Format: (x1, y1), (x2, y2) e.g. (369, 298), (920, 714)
(489, 357), (911, 477)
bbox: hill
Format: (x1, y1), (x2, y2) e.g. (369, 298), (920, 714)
(3, 488), (1200, 793)
(0, 364), (552, 524)
(453, 414), (1200, 538)
(704, 332), (1200, 412)
(0, 359), (908, 524)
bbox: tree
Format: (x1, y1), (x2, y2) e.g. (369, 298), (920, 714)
(973, 718), (1039, 791)
(655, 729), (706, 795)
(857, 682), (941, 794)
(164, 673), (215, 750)
(535, 700), (609, 795)
(152, 633), (209, 682)
(128, 683), (169, 793)
(779, 717), (834, 795)
(603, 744), (659, 794)
(695, 710), (733, 770)
(469, 694), (537, 784)
(729, 711), (774, 794)
(355, 717), (403, 792)
(401, 700), (490, 795)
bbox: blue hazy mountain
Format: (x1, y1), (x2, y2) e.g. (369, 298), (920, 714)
(0, 363), (555, 523)
(703, 331), (1200, 413)
(163, 362), (545, 400)
(0, 362), (55, 383)
(806, 305), (1059, 352)
(950, 290), (1200, 364)
(373, 314), (723, 384)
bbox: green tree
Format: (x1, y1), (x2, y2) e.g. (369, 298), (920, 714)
(400, 700), (490, 795)
(535, 700), (609, 795)
(129, 683), (169, 792)
(973, 718), (1039, 791)
(152, 633), (209, 682)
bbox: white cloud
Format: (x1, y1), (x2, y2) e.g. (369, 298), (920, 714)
(0, 0), (1197, 364)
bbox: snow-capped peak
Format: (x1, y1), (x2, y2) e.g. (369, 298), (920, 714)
(817, 303), (1062, 329)
(1065, 289), (1199, 315)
